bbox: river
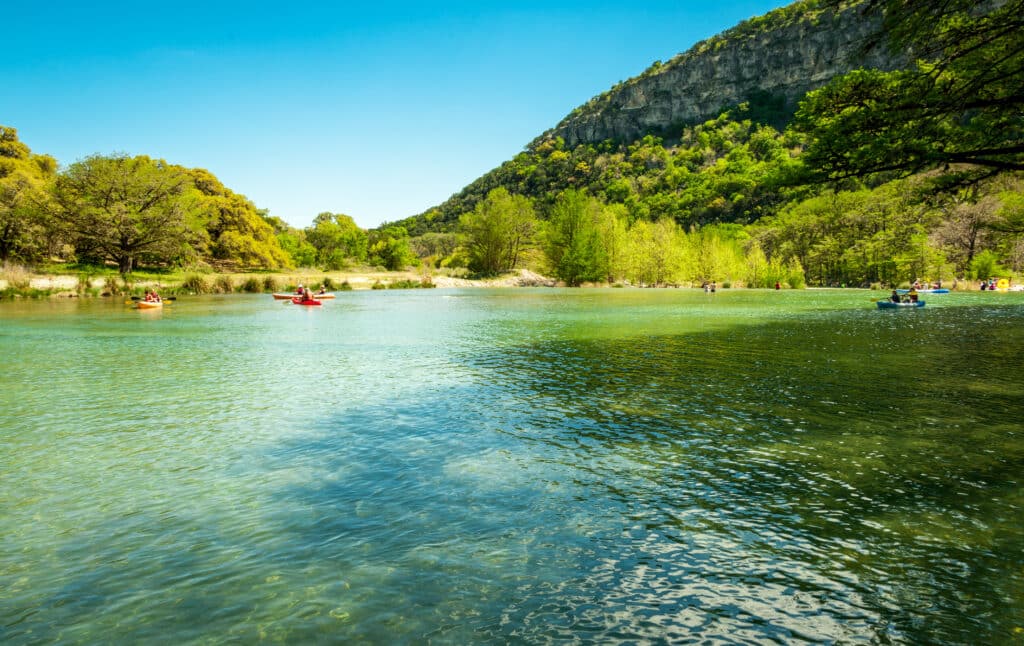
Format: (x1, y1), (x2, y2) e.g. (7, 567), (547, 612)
(1, 288), (1021, 643)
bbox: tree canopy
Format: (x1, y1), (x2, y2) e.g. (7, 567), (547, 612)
(0, 127), (57, 263)
(795, 0), (1024, 187)
(51, 155), (199, 274)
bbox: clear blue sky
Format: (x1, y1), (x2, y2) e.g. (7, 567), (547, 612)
(4, 0), (786, 230)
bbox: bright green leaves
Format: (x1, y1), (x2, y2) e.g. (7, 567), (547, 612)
(0, 126), (55, 263)
(52, 155), (197, 274)
(459, 188), (536, 276)
(306, 212), (368, 270)
(796, 0), (1024, 186)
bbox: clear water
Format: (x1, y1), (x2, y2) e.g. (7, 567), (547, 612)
(1, 289), (1021, 644)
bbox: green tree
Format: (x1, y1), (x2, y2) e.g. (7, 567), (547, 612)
(410, 232), (459, 267)
(368, 226), (415, 271)
(624, 218), (685, 286)
(306, 212), (369, 269)
(459, 187), (536, 275)
(795, 0), (1024, 188)
(970, 249), (1006, 281)
(187, 168), (291, 269)
(0, 126), (57, 263)
(542, 190), (608, 286)
(263, 213), (317, 267)
(52, 155), (198, 274)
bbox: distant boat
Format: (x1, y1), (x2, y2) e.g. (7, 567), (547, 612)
(878, 300), (925, 309)
(897, 288), (948, 294)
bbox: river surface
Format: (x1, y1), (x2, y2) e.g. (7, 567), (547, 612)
(1, 288), (1021, 644)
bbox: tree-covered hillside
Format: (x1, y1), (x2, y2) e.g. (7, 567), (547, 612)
(384, 0), (1023, 287)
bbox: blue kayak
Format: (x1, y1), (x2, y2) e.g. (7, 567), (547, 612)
(878, 300), (926, 309)
(897, 288), (948, 294)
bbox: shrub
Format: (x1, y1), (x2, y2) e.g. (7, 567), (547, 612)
(104, 275), (128, 295)
(181, 274), (212, 294)
(338, 280), (353, 291)
(371, 280), (386, 290)
(241, 277), (263, 293)
(321, 276), (336, 289)
(77, 273), (96, 295)
(214, 275), (234, 293)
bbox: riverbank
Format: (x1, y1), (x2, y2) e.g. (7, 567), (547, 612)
(0, 267), (560, 298)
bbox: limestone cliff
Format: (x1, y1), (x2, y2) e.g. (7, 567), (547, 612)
(539, 0), (905, 148)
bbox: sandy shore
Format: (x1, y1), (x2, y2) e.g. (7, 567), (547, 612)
(431, 269), (557, 288)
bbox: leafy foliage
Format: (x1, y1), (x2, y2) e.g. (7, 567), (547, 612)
(0, 127), (57, 263)
(306, 212), (369, 270)
(795, 0), (1024, 186)
(51, 155), (199, 274)
(368, 226), (416, 271)
(459, 188), (536, 275)
(186, 168), (292, 269)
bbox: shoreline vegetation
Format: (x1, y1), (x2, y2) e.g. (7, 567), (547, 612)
(0, 266), (564, 299)
(0, 264), (996, 300)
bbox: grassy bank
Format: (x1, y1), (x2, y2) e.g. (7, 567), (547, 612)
(0, 262), (445, 300)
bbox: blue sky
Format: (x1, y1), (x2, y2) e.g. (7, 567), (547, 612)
(4, 1), (786, 229)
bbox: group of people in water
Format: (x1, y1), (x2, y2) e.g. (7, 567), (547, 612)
(890, 288), (919, 303)
(294, 284), (329, 301)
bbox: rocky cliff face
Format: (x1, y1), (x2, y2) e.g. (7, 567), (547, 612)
(543, 2), (905, 147)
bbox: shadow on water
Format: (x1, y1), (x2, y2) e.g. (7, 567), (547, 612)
(3, 295), (1022, 643)
(265, 304), (1022, 641)
(419, 304), (1024, 643)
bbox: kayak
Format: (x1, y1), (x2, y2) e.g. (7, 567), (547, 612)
(274, 292), (335, 300)
(897, 288), (948, 294)
(136, 300), (163, 309)
(877, 300), (925, 309)
(292, 297), (322, 306)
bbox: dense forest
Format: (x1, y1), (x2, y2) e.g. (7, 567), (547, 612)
(2, 0), (1021, 287)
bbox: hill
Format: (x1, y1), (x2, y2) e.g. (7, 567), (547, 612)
(395, 0), (906, 234)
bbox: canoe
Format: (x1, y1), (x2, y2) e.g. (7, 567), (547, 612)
(877, 300), (925, 309)
(292, 297), (322, 306)
(274, 292), (334, 300)
(136, 300), (163, 309)
(897, 288), (948, 294)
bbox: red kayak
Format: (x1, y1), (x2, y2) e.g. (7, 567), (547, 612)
(291, 297), (322, 306)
